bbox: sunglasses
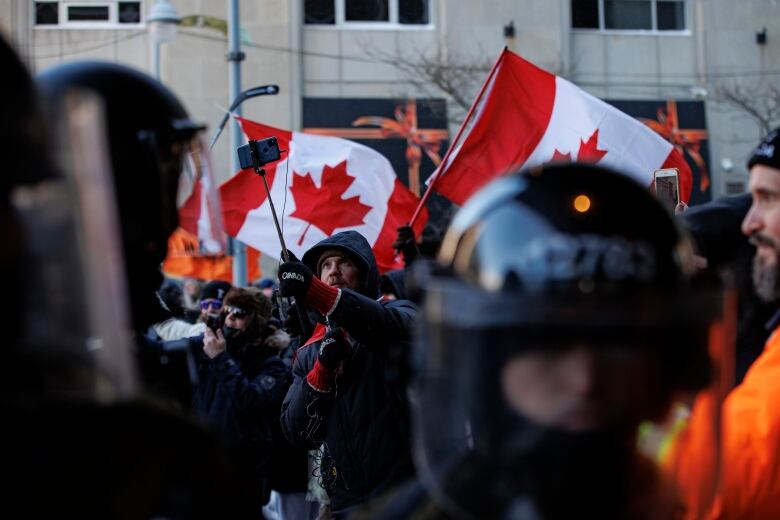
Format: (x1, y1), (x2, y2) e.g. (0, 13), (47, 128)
(200, 299), (223, 311)
(225, 305), (248, 318)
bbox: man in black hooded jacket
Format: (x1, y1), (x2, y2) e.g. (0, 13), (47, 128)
(278, 230), (416, 517)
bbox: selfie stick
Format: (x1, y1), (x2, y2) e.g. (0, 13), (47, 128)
(253, 165), (291, 262)
(209, 84), (279, 151)
(254, 163), (312, 338)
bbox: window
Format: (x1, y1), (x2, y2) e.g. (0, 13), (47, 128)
(67, 5), (110, 21)
(346, 0), (389, 22)
(304, 0), (430, 27)
(572, 0), (599, 29)
(399, 0), (428, 24)
(572, 0), (686, 31)
(35, 2), (59, 24)
(604, 0), (651, 30)
(33, 1), (143, 27)
(304, 0), (335, 24)
(656, 0), (685, 30)
(118, 2), (141, 24)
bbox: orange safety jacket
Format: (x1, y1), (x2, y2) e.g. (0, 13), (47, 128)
(670, 325), (780, 519)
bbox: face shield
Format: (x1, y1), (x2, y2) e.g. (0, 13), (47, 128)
(412, 274), (732, 519)
(410, 167), (734, 519)
(173, 133), (226, 255)
(12, 90), (135, 401)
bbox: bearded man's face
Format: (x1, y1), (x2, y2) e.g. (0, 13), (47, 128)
(743, 164), (780, 302)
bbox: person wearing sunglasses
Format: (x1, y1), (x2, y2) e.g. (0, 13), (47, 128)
(193, 286), (296, 518)
(198, 280), (231, 322)
(149, 279), (230, 343)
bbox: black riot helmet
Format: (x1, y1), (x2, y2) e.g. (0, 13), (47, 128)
(36, 61), (224, 331)
(412, 163), (730, 519)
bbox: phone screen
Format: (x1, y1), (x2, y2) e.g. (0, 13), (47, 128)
(654, 169), (679, 210)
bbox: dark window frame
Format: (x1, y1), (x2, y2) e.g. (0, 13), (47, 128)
(571, 0), (687, 32)
(35, 1), (60, 25)
(304, 0), (432, 28)
(67, 4), (111, 22)
(117, 2), (142, 24)
(33, 1), (144, 28)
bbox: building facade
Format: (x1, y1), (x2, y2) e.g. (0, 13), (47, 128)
(3, 0), (779, 198)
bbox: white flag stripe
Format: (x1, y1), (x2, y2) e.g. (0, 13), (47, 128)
(521, 77), (673, 185)
(235, 131), (396, 260)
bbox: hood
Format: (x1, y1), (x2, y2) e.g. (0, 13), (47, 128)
(380, 269), (407, 300)
(302, 231), (380, 299)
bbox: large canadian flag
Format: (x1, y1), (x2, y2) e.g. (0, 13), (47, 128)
(220, 117), (427, 273)
(431, 48), (692, 206)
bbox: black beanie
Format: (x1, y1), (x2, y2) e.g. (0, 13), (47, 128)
(200, 280), (232, 301)
(748, 128), (780, 171)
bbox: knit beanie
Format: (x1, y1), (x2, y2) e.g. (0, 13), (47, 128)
(200, 280), (232, 301)
(316, 248), (359, 276)
(748, 128), (780, 171)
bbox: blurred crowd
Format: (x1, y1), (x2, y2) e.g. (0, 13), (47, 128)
(5, 30), (780, 520)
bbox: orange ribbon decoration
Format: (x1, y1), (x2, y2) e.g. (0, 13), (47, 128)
(304, 99), (449, 197)
(641, 100), (710, 192)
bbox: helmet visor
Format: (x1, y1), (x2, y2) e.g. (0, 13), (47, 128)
(173, 133), (226, 255)
(14, 89), (136, 400)
(412, 276), (732, 519)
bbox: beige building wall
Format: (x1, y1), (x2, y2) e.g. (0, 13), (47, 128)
(2, 0), (779, 196)
(0, 0), (298, 184)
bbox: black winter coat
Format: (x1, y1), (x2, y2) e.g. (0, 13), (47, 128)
(192, 337), (289, 507)
(281, 231), (416, 514)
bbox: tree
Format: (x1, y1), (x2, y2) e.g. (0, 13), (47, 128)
(715, 80), (780, 136)
(365, 46), (493, 125)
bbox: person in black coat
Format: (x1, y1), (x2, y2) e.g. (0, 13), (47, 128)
(192, 287), (290, 517)
(277, 231), (417, 517)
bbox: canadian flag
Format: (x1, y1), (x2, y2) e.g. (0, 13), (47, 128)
(220, 117), (427, 273)
(430, 48), (692, 206)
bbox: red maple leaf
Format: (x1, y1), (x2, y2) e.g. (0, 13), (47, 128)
(545, 128), (608, 165)
(550, 149), (572, 163)
(289, 160), (372, 245)
(577, 129), (608, 163)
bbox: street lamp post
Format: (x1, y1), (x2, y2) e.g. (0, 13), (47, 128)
(227, 0), (248, 287)
(147, 0), (181, 80)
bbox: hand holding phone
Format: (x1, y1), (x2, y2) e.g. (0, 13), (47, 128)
(204, 313), (223, 333)
(202, 326), (226, 359)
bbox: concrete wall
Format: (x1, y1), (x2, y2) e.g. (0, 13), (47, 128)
(1, 0), (296, 184)
(2, 0), (779, 196)
(569, 0), (780, 195)
(301, 0), (563, 123)
(702, 0), (780, 193)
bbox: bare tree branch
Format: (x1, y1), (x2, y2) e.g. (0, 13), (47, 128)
(715, 80), (780, 135)
(363, 45), (492, 125)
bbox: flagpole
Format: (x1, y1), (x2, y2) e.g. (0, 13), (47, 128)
(408, 47), (508, 227)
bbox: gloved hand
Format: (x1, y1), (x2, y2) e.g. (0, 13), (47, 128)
(280, 249), (301, 263)
(392, 225), (418, 265)
(278, 261), (313, 299)
(318, 327), (350, 370)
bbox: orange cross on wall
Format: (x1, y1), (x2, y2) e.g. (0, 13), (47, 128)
(641, 100), (710, 192)
(303, 98), (449, 197)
